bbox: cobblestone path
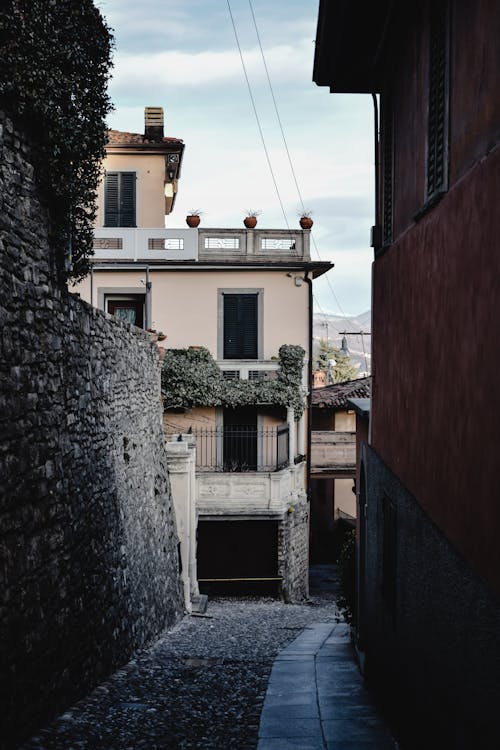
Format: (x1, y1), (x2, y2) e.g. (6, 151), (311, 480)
(19, 567), (339, 749)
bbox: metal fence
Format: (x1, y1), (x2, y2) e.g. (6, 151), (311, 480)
(168, 425), (290, 472)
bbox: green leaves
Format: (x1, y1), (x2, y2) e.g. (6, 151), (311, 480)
(0, 0), (113, 280)
(161, 345), (306, 417)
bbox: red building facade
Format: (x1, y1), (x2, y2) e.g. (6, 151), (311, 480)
(314, 2), (500, 747)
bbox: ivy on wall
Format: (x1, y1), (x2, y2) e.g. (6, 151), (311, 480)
(0, 0), (113, 280)
(161, 345), (306, 418)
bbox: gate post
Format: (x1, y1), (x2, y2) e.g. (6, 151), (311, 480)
(287, 406), (296, 467)
(166, 436), (199, 612)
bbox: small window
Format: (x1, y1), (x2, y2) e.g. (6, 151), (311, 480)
(105, 294), (144, 328)
(104, 172), (136, 228)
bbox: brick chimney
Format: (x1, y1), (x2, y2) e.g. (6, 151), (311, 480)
(144, 106), (164, 141)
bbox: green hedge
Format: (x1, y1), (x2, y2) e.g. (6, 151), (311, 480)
(0, 0), (113, 280)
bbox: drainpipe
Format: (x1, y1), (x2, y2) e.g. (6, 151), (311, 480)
(145, 264), (152, 329)
(371, 92), (381, 254)
(303, 270), (313, 499)
(90, 265), (94, 308)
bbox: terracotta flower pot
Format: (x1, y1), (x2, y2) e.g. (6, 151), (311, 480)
(244, 216), (257, 229)
(186, 214), (201, 228)
(299, 216), (313, 229)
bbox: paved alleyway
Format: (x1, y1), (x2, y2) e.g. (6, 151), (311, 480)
(19, 566), (396, 749)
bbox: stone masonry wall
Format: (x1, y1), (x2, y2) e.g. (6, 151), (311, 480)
(278, 493), (309, 602)
(0, 111), (184, 749)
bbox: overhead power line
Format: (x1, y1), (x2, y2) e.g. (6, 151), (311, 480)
(230, 1), (358, 325)
(226, 0), (291, 233)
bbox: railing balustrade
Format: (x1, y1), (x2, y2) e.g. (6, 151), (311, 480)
(168, 426), (290, 472)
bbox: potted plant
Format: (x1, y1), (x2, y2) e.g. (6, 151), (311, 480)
(157, 331), (167, 341)
(299, 210), (313, 229)
(243, 209), (261, 229)
(186, 209), (202, 228)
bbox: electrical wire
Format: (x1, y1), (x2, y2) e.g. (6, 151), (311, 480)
(248, 0), (306, 216)
(248, 0), (353, 322)
(226, 0), (292, 233)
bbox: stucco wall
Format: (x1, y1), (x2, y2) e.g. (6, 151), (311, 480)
(96, 152), (166, 227)
(0, 110), (183, 749)
(75, 268), (309, 360)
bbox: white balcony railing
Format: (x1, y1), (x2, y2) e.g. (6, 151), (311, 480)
(92, 228), (198, 261)
(196, 462), (306, 517)
(92, 227), (310, 263)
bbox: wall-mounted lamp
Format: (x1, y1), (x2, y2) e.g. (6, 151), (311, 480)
(286, 272), (303, 287)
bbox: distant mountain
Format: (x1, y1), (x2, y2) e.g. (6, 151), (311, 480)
(312, 311), (372, 376)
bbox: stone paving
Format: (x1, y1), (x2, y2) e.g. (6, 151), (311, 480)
(257, 620), (397, 749)
(17, 566), (397, 749)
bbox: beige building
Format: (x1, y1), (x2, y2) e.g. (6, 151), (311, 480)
(73, 107), (332, 601)
(309, 376), (371, 563)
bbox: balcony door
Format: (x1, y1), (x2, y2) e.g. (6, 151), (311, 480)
(223, 407), (257, 471)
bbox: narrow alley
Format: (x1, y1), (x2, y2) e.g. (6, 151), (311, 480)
(18, 566), (397, 750)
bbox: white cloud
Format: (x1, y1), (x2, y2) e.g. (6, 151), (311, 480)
(109, 39), (315, 95)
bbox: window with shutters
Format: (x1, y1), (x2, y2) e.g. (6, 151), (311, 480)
(223, 294), (258, 359)
(218, 289), (263, 360)
(104, 171), (136, 227)
(426, 0), (449, 202)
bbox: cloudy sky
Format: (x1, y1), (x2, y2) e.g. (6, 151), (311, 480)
(96, 0), (374, 316)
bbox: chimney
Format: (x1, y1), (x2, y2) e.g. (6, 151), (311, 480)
(144, 106), (164, 141)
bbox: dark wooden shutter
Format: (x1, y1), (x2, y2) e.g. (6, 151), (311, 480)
(119, 172), (136, 227)
(381, 93), (393, 246)
(104, 172), (136, 227)
(104, 172), (119, 226)
(223, 294), (258, 359)
(427, 0), (449, 200)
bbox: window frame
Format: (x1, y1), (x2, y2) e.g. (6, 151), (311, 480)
(217, 288), (264, 361)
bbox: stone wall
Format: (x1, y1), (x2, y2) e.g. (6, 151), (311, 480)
(279, 494), (309, 602)
(0, 110), (184, 749)
(362, 446), (500, 748)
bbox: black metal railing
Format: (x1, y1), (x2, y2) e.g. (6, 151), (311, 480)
(168, 425), (290, 472)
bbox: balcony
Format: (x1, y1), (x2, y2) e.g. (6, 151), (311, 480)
(199, 228), (310, 262)
(92, 227), (198, 261)
(169, 426), (290, 473)
(196, 461), (305, 518)
(169, 427), (306, 517)
(310, 430), (356, 476)
(92, 227), (310, 263)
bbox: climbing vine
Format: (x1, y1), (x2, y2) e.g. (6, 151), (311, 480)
(161, 345), (306, 418)
(0, 0), (114, 280)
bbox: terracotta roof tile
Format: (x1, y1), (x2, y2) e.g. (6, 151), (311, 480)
(311, 376), (371, 409)
(107, 129), (183, 146)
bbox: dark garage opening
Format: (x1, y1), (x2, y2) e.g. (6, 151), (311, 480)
(197, 519), (280, 597)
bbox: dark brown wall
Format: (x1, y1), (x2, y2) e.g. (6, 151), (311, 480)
(450, 0), (500, 182)
(372, 141), (500, 594)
